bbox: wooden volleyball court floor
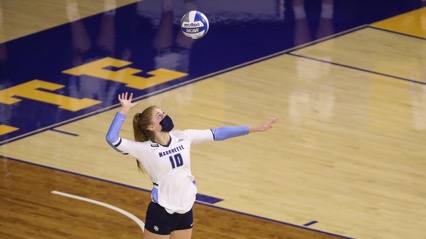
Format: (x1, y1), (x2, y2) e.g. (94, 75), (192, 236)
(1, 1), (426, 239)
(0, 157), (348, 239)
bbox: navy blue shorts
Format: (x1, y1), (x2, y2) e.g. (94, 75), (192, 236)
(144, 202), (193, 235)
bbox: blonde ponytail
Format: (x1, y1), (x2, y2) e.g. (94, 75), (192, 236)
(132, 106), (158, 173)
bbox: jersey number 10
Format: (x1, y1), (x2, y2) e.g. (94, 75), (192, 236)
(169, 153), (183, 169)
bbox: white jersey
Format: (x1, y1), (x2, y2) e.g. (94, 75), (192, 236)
(115, 129), (214, 214)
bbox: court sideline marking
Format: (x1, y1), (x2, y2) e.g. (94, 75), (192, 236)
(51, 190), (145, 233)
(287, 25), (426, 86)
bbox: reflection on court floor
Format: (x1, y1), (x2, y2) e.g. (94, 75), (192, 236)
(1, 1), (426, 239)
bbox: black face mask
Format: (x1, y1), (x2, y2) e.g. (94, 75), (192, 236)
(159, 115), (174, 132)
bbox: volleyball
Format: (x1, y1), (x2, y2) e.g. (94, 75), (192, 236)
(180, 11), (209, 39)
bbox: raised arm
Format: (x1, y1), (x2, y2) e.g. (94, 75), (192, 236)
(106, 92), (140, 148)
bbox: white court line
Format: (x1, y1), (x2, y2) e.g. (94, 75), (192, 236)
(52, 190), (144, 233)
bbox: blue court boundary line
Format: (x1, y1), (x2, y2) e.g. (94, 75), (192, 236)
(51, 128), (79, 137)
(0, 155), (354, 239)
(367, 25), (426, 40)
(279, 24), (369, 57)
(304, 220), (319, 227)
(285, 24), (426, 86)
(287, 52), (426, 86)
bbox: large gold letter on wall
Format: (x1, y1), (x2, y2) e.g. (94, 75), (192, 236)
(62, 57), (188, 89)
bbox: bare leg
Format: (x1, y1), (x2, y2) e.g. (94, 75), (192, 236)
(170, 229), (192, 239)
(143, 229), (171, 239)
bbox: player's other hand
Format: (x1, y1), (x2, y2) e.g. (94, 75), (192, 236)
(250, 117), (278, 133)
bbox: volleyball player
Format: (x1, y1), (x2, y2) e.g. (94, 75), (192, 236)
(106, 92), (277, 239)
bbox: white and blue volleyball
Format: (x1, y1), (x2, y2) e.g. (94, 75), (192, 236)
(180, 11), (209, 39)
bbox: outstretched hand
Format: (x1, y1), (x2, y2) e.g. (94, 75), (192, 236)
(118, 92), (140, 115)
(250, 117), (278, 133)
